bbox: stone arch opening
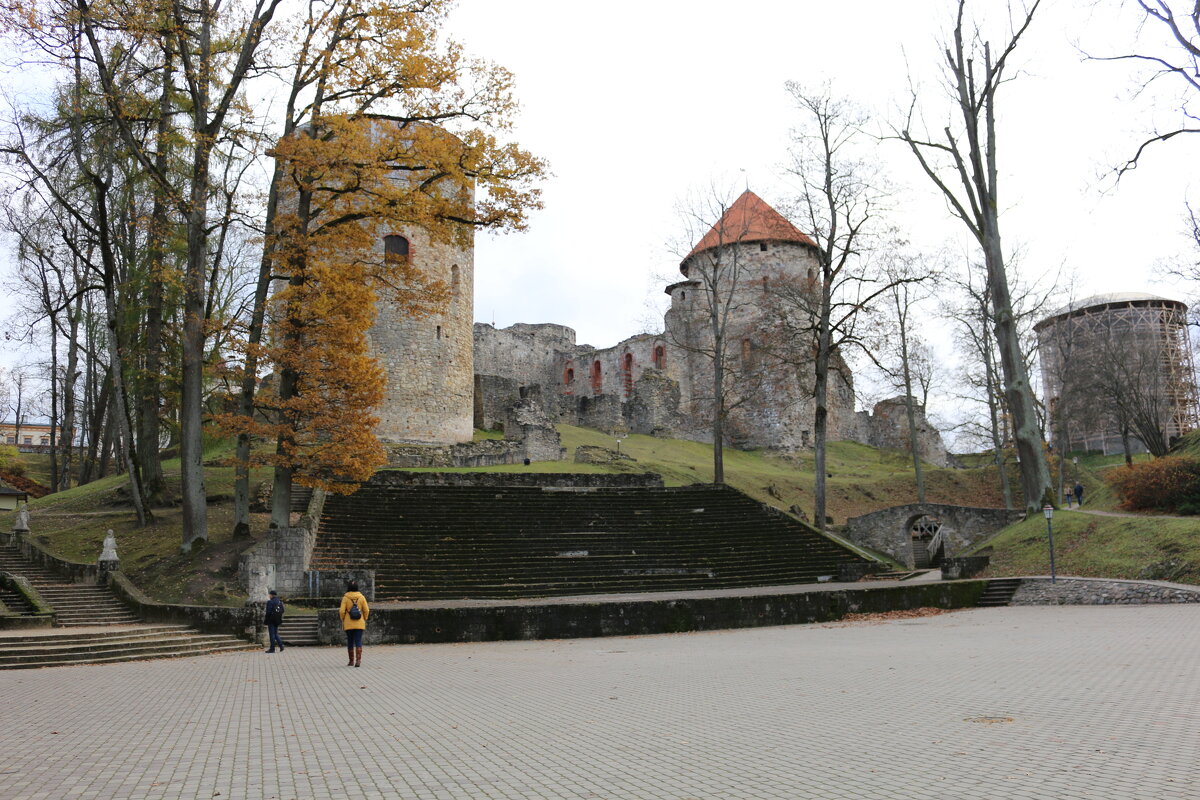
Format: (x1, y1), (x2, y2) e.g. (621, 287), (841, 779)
(591, 360), (603, 394)
(384, 234), (410, 261)
(623, 352), (635, 398)
(907, 513), (943, 569)
(653, 345), (666, 369)
(450, 264), (460, 294)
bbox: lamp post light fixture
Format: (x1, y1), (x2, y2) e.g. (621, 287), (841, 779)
(1042, 504), (1057, 584)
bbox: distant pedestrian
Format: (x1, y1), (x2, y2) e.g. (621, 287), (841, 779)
(264, 590), (284, 654)
(339, 581), (370, 668)
(1073, 482), (1084, 507)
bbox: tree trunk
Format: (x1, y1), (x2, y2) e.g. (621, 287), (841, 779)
(58, 292), (83, 490)
(232, 163), (283, 537)
(711, 339), (725, 485)
(94, 180), (151, 526)
(138, 45), (174, 505)
(898, 315), (926, 504)
(812, 300), (833, 531)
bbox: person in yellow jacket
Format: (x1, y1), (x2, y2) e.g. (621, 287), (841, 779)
(339, 581), (370, 668)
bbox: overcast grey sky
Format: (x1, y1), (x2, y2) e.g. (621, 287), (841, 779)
(1, 0), (1196, 436)
(449, 0), (1199, 356)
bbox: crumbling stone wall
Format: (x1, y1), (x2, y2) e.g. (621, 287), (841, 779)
(863, 397), (950, 468)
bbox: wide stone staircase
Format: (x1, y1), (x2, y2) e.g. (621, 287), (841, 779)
(277, 614), (320, 646)
(310, 483), (874, 600)
(0, 544), (256, 667)
(0, 546), (138, 625)
(0, 626), (255, 669)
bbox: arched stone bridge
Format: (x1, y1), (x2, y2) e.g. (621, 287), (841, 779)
(843, 504), (1026, 569)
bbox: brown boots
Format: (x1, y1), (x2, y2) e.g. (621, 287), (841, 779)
(347, 646), (363, 667)
(347, 646), (355, 667)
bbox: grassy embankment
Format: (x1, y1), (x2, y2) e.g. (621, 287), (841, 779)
(970, 510), (1200, 584)
(1, 448), (274, 606)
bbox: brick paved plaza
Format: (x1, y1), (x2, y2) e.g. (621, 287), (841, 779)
(2, 605), (1198, 799)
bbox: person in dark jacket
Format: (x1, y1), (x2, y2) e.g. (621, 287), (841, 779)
(1073, 482), (1084, 507)
(264, 589), (285, 653)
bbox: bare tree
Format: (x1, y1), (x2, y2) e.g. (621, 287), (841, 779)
(875, 246), (939, 503)
(944, 260), (1055, 509)
(896, 0), (1052, 512)
(1092, 1), (1200, 176)
(770, 85), (919, 530)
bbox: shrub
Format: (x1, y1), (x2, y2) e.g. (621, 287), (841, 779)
(1105, 456), (1200, 513)
(0, 445), (25, 476)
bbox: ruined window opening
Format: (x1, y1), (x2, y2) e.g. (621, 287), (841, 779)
(759, 242), (768, 252)
(436, 325), (442, 340)
(653, 345), (665, 369)
(591, 360), (603, 394)
(451, 264), (460, 294)
(384, 234), (410, 261)
(623, 353), (635, 399)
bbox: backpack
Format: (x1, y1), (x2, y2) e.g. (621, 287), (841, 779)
(348, 598), (362, 621)
(265, 598), (283, 625)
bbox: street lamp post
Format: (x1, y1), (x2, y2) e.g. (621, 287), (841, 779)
(1042, 504), (1057, 584)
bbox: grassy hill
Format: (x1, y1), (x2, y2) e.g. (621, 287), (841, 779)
(0, 426), (1012, 605)
(969, 510), (1200, 585)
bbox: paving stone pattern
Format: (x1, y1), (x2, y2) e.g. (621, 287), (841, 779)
(2, 605), (1199, 799)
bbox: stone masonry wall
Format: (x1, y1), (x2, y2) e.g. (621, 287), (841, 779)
(370, 225), (474, 444)
(1010, 577), (1200, 605)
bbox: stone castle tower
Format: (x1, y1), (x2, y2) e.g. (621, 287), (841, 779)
(661, 190), (858, 450)
(370, 225), (475, 445)
(277, 119), (476, 446)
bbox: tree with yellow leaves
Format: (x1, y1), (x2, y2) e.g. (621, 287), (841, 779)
(218, 1), (546, 531)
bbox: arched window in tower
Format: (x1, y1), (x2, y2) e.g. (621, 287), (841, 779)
(623, 352), (634, 398)
(384, 234), (410, 262)
(653, 345), (666, 369)
(591, 360), (603, 394)
(451, 264), (460, 295)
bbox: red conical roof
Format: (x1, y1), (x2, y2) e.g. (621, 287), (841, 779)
(683, 190), (816, 266)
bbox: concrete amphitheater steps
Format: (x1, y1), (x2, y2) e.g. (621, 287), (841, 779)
(0, 545), (140, 625)
(0, 625), (257, 669)
(312, 483), (871, 600)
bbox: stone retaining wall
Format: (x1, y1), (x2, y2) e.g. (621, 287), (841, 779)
(368, 471), (665, 489)
(1010, 577), (1200, 605)
(313, 581), (988, 645)
(108, 572), (259, 640)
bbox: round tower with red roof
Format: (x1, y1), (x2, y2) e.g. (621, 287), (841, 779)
(662, 190), (857, 449)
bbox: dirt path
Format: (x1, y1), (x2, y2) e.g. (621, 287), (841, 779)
(1073, 508), (1192, 520)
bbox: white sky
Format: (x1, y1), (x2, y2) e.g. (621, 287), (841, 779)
(2, 0), (1198, 437)
(449, 0), (1200, 357)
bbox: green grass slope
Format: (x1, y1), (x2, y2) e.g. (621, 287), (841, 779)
(969, 510), (1200, 584)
